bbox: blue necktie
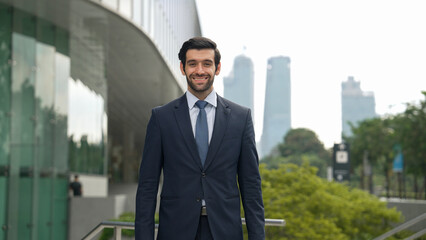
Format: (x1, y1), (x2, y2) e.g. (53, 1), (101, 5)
(195, 100), (208, 166)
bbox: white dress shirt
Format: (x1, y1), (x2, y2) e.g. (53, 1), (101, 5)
(186, 90), (217, 144)
(186, 90), (217, 207)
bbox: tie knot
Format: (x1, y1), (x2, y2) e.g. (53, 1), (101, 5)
(195, 100), (208, 110)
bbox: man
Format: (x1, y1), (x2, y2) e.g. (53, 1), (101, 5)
(135, 37), (265, 240)
(69, 175), (82, 197)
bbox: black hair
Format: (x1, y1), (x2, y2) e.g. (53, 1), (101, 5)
(178, 37), (221, 70)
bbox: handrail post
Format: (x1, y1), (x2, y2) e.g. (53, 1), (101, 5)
(373, 213), (426, 240)
(115, 226), (122, 240)
(83, 218), (285, 240)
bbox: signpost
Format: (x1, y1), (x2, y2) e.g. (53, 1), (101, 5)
(332, 143), (350, 182)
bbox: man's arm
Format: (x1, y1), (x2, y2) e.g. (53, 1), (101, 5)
(135, 108), (163, 240)
(238, 109), (265, 240)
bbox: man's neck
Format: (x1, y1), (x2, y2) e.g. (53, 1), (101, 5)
(188, 88), (214, 100)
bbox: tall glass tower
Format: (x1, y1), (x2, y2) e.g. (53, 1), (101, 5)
(223, 54), (255, 116)
(260, 56), (291, 157)
(341, 76), (376, 137)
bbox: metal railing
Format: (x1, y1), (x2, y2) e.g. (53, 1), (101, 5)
(83, 218), (286, 240)
(372, 212), (426, 240)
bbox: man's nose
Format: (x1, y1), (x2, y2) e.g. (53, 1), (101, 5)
(195, 63), (204, 73)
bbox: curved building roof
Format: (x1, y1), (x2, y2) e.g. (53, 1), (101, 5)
(2, 0), (200, 148)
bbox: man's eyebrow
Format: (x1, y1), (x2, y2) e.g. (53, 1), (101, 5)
(187, 59), (214, 63)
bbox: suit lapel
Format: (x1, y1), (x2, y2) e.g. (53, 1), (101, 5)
(204, 95), (231, 170)
(174, 95), (203, 169)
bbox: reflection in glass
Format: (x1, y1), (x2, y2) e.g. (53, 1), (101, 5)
(0, 3), (12, 166)
(6, 8), (71, 240)
(35, 41), (55, 170)
(68, 78), (106, 174)
(35, 19), (56, 238)
(54, 52), (70, 172)
(2, 4), (110, 240)
(11, 33), (36, 167)
(10, 11), (37, 238)
(0, 4), (10, 233)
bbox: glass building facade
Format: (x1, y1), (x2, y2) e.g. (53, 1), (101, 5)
(0, 0), (201, 238)
(0, 4), (107, 239)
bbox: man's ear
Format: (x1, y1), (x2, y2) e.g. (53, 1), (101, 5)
(180, 62), (186, 75)
(215, 62), (221, 75)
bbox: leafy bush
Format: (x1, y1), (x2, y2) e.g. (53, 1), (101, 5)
(253, 163), (402, 240)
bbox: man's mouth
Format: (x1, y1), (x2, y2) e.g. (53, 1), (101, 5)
(192, 75), (209, 82)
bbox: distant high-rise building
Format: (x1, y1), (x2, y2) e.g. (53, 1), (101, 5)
(223, 54), (255, 116)
(260, 56), (291, 157)
(341, 76), (376, 137)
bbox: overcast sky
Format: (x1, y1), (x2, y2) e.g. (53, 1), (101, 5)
(196, 0), (426, 148)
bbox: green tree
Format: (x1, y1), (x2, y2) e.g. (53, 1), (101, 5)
(394, 91), (426, 199)
(262, 128), (331, 178)
(259, 163), (401, 240)
(345, 117), (397, 196)
(278, 128), (330, 160)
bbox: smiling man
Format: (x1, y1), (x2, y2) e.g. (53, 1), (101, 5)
(135, 37), (265, 240)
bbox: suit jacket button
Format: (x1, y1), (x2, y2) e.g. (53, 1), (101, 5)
(201, 172), (206, 177)
(196, 198), (200, 202)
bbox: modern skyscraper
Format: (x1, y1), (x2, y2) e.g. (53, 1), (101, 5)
(223, 54), (255, 116)
(260, 56), (291, 157)
(341, 76), (376, 137)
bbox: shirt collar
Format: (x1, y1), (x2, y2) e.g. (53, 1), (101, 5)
(186, 89), (217, 109)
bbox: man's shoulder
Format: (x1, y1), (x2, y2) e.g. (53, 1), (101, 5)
(218, 95), (251, 113)
(152, 95), (186, 113)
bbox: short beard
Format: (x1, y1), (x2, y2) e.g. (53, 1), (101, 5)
(186, 75), (214, 93)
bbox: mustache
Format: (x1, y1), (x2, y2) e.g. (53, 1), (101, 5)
(190, 73), (210, 77)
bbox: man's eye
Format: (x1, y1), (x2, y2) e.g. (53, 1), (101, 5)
(204, 63), (211, 66)
(188, 63), (196, 67)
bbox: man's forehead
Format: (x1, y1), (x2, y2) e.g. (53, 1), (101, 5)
(186, 49), (215, 62)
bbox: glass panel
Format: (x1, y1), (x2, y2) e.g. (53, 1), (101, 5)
(34, 18), (56, 240)
(54, 28), (70, 173)
(7, 8), (72, 240)
(0, 177), (6, 240)
(52, 177), (68, 240)
(17, 177), (32, 240)
(9, 8), (36, 240)
(11, 30), (36, 168)
(37, 177), (52, 240)
(0, 6), (11, 237)
(55, 27), (68, 56)
(0, 3), (12, 167)
(35, 36), (55, 171)
(68, 78), (106, 174)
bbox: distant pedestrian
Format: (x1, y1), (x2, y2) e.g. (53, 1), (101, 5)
(69, 175), (83, 197)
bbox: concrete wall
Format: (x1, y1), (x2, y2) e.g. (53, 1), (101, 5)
(68, 195), (129, 240)
(108, 183), (138, 213)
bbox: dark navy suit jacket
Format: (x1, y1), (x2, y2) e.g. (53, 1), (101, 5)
(135, 94), (265, 240)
